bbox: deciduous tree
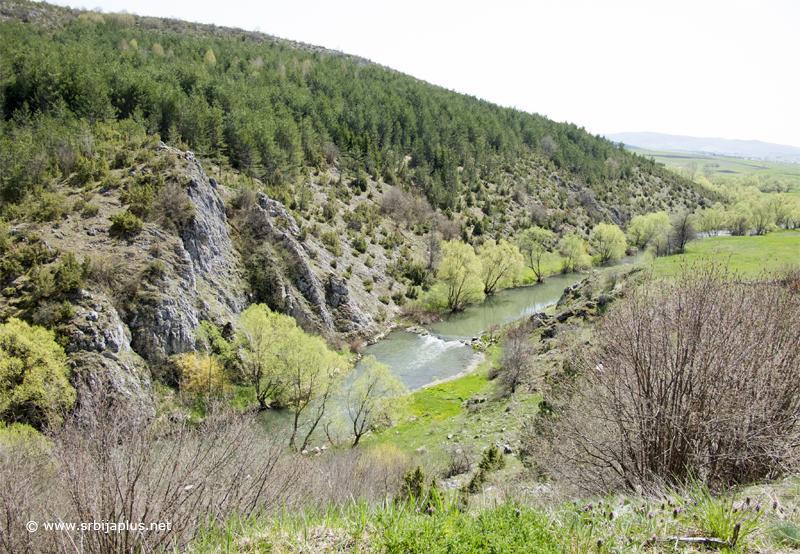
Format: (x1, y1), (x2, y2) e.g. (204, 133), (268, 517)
(344, 356), (407, 447)
(591, 223), (627, 264)
(478, 239), (524, 294)
(558, 233), (592, 273)
(0, 318), (74, 427)
(517, 226), (554, 282)
(431, 240), (485, 311)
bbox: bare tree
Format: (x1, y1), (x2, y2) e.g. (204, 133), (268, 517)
(670, 210), (696, 253)
(526, 264), (800, 493)
(541, 135), (557, 158)
(498, 327), (534, 394)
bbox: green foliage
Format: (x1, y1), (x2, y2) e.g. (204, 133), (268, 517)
(344, 355), (407, 447)
(109, 210), (143, 238)
(517, 226), (554, 282)
(0, 318), (75, 427)
(0, 10), (692, 223)
(626, 211), (671, 250)
(236, 304), (352, 450)
(428, 240), (484, 312)
(558, 233), (592, 273)
(399, 466), (426, 505)
(478, 239), (524, 294)
(463, 445), (506, 494)
(590, 222), (627, 264)
(53, 252), (84, 294)
(321, 231), (341, 256)
(351, 234), (368, 254)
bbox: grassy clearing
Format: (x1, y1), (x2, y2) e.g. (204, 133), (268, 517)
(641, 229), (800, 279)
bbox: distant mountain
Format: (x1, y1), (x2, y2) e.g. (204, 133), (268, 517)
(604, 132), (800, 163)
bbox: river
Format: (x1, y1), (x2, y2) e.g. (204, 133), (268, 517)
(362, 273), (585, 390)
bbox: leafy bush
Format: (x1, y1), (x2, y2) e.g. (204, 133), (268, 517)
(321, 231), (341, 256)
(109, 210), (143, 238)
(0, 318), (75, 427)
(81, 203), (100, 218)
(352, 235), (368, 254)
(53, 252), (85, 294)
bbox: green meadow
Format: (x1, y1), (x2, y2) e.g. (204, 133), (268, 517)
(642, 229), (800, 279)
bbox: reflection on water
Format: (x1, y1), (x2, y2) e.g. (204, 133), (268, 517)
(363, 273), (585, 388)
(428, 274), (583, 340)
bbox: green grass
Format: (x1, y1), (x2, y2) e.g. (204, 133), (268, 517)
(642, 229), (800, 278)
(633, 149), (800, 178)
(191, 477), (800, 553)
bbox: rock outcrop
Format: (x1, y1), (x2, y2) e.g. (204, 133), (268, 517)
(65, 290), (154, 420)
(127, 147), (245, 362)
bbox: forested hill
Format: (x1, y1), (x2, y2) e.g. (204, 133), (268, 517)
(0, 0), (701, 215)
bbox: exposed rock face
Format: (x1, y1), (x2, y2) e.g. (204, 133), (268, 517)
(253, 192), (375, 337)
(127, 147), (245, 362)
(65, 290), (154, 420)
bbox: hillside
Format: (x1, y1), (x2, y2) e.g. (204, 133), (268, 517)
(0, 1), (708, 415)
(605, 131), (800, 163)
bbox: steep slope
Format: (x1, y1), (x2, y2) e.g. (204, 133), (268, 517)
(0, 1), (716, 414)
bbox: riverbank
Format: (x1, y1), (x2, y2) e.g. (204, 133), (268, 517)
(415, 351), (486, 392)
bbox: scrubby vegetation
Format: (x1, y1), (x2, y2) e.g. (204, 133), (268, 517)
(1, 2), (800, 552)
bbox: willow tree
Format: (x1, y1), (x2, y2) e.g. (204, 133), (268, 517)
(432, 240), (484, 311)
(478, 239), (524, 294)
(517, 226), (554, 282)
(344, 356), (407, 447)
(591, 223), (627, 264)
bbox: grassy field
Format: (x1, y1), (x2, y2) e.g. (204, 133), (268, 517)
(641, 229), (800, 279)
(632, 149), (800, 178)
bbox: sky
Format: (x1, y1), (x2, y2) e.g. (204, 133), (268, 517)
(47, 0), (800, 148)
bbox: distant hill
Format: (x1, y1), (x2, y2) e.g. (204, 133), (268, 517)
(604, 132), (800, 163)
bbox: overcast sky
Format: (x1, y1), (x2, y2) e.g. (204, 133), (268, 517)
(47, 0), (800, 147)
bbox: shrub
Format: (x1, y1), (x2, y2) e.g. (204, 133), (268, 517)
(321, 231), (341, 256)
(352, 234), (368, 254)
(378, 295), (390, 305)
(0, 318), (74, 428)
(53, 252), (84, 294)
(527, 263), (800, 493)
(81, 203), (100, 218)
(109, 210), (143, 238)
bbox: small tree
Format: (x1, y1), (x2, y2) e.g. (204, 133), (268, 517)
(344, 356), (407, 447)
(698, 207), (726, 236)
(558, 233), (592, 273)
(517, 226), (554, 282)
(498, 327), (533, 394)
(670, 210), (697, 252)
(236, 304), (293, 410)
(0, 318), (75, 427)
(432, 240), (485, 311)
(177, 353), (224, 398)
(591, 223), (627, 264)
(478, 239), (524, 294)
(626, 212), (670, 250)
